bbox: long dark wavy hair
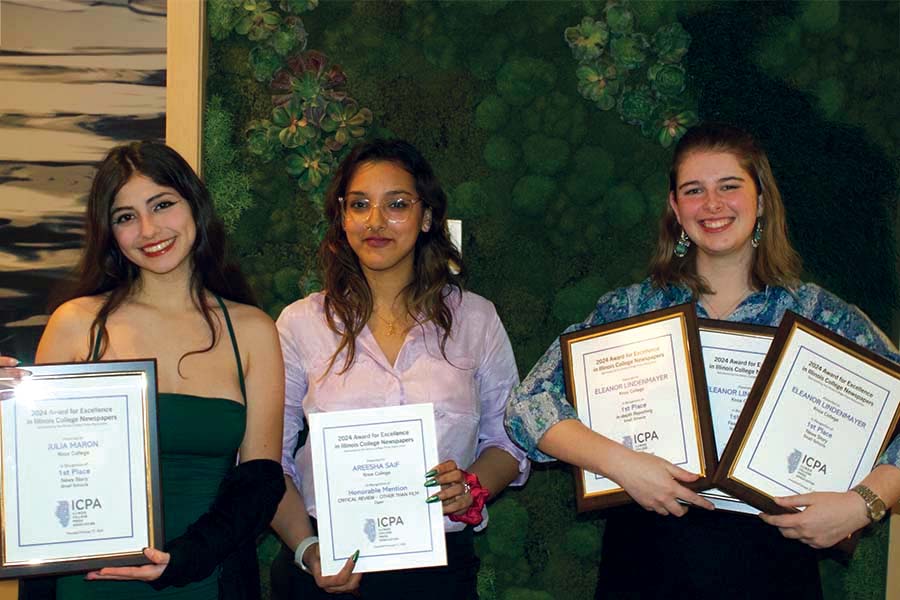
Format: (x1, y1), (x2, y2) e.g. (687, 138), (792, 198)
(320, 139), (465, 373)
(649, 122), (801, 295)
(58, 141), (257, 363)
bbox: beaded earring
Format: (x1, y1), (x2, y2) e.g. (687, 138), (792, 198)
(674, 229), (691, 258)
(751, 218), (763, 248)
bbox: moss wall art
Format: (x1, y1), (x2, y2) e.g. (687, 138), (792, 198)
(204, 1), (900, 598)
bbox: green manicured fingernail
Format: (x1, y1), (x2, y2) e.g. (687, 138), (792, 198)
(425, 469), (437, 477)
(426, 494), (440, 503)
(351, 549), (360, 563)
(424, 478), (438, 487)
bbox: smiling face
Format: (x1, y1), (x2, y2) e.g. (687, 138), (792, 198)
(669, 150), (761, 263)
(342, 160), (429, 280)
(110, 173), (197, 278)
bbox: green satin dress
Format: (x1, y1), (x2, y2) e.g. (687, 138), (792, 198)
(56, 298), (246, 600)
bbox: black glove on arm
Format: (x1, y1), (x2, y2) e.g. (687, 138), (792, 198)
(150, 458), (286, 590)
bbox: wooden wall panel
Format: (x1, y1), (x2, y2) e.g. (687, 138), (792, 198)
(165, 0), (206, 173)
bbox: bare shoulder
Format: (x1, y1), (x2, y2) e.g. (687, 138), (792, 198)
(38, 296), (105, 362)
(47, 296), (103, 334)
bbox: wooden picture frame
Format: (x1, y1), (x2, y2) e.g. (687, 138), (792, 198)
(713, 312), (900, 514)
(713, 312), (900, 557)
(560, 303), (716, 511)
(696, 319), (775, 514)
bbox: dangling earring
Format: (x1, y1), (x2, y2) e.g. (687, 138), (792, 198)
(674, 229), (691, 258)
(751, 218), (763, 248)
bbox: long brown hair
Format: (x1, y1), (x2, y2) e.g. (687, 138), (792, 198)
(58, 141), (256, 364)
(649, 122), (801, 295)
(320, 139), (464, 374)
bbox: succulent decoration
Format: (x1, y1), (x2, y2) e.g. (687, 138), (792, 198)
(248, 50), (372, 206)
(565, 1), (697, 147)
(206, 0), (373, 307)
(209, 0), (372, 212)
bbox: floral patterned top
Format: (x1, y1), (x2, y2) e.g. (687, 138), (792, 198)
(505, 278), (900, 469)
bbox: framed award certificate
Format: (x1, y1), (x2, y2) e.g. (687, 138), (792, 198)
(698, 320), (775, 514)
(308, 403), (446, 576)
(714, 312), (900, 516)
(0, 361), (163, 578)
(560, 303), (716, 511)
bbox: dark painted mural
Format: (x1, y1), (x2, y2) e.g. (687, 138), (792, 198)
(0, 0), (166, 361)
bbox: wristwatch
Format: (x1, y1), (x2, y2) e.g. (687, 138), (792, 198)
(850, 484), (887, 523)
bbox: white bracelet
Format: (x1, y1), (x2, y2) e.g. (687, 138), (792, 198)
(293, 536), (319, 574)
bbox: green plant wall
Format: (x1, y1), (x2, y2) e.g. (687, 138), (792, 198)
(205, 1), (900, 598)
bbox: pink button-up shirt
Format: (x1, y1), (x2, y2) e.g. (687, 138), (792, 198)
(277, 290), (529, 532)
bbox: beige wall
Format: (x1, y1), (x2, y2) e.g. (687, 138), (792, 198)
(165, 0), (206, 173)
(889, 510), (900, 599)
(0, 580), (15, 600)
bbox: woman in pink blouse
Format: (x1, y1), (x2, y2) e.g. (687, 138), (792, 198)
(269, 139), (529, 600)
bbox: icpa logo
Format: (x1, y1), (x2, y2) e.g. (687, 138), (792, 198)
(622, 435), (634, 450)
(70, 498), (102, 510)
(55, 500), (70, 528)
(634, 431), (659, 443)
(363, 518), (376, 543)
(786, 449), (802, 474)
(801, 454), (827, 474)
(377, 516), (405, 527)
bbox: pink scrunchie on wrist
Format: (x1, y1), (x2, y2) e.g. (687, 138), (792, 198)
(447, 471), (489, 526)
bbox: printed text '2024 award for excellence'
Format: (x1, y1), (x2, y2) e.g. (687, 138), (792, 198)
(561, 304), (717, 511)
(0, 361), (163, 578)
(309, 403), (446, 576)
(714, 313), (900, 519)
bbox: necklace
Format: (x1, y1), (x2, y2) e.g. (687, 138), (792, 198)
(372, 304), (407, 337)
(700, 288), (753, 320)
(375, 311), (399, 336)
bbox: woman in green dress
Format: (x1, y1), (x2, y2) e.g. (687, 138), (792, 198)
(20, 141), (286, 599)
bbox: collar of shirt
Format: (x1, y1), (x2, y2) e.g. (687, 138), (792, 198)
(661, 281), (789, 323)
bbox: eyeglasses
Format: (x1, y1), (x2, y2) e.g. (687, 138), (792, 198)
(340, 196), (421, 224)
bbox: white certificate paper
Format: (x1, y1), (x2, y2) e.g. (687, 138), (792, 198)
(308, 403), (446, 576)
(565, 312), (706, 498)
(730, 326), (900, 499)
(699, 325), (772, 514)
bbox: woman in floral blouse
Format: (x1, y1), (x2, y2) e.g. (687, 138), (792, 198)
(505, 122), (900, 598)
